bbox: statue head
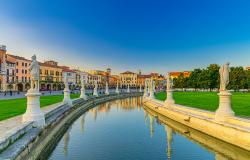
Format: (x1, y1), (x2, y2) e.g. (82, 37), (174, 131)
(32, 54), (36, 61)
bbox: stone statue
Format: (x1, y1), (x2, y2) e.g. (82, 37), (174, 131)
(81, 75), (85, 88)
(219, 63), (230, 91)
(29, 55), (40, 92)
(166, 73), (172, 90)
(64, 73), (69, 90)
(94, 80), (98, 89)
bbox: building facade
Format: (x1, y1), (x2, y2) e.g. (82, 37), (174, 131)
(120, 71), (137, 87)
(40, 60), (63, 91)
(7, 54), (31, 91)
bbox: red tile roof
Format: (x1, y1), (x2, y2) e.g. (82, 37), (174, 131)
(120, 71), (136, 74)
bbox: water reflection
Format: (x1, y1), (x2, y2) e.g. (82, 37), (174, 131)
(144, 107), (250, 160)
(49, 97), (250, 160)
(63, 126), (71, 157)
(165, 125), (173, 160)
(80, 114), (85, 134)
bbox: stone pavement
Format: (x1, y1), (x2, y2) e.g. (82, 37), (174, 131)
(0, 101), (63, 139)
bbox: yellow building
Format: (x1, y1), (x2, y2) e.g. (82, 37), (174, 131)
(246, 67), (250, 71)
(120, 71), (137, 87)
(40, 60), (63, 91)
(7, 54), (65, 91)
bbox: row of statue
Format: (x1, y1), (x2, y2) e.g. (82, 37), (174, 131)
(29, 54), (230, 94)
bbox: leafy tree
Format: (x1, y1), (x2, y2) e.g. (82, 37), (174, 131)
(207, 64), (220, 91)
(229, 67), (247, 91)
(173, 73), (188, 89)
(246, 70), (250, 90)
(188, 69), (202, 90)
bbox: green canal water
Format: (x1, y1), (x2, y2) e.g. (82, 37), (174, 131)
(48, 97), (250, 160)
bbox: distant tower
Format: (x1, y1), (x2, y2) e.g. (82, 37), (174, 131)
(106, 68), (111, 84)
(138, 69), (142, 76)
(107, 68), (111, 75)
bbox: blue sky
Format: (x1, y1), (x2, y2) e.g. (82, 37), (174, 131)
(0, 0), (250, 74)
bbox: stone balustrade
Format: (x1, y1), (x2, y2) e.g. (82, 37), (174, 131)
(143, 96), (250, 151)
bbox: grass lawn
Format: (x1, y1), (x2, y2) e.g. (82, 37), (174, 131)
(0, 94), (80, 121)
(155, 92), (250, 118)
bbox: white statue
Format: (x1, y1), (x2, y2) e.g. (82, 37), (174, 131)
(94, 80), (98, 89)
(80, 75), (87, 100)
(93, 80), (98, 96)
(64, 73), (69, 90)
(29, 55), (40, 92)
(219, 63), (230, 91)
(105, 82), (109, 95)
(166, 73), (172, 90)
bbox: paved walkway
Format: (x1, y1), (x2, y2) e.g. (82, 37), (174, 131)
(0, 102), (63, 139)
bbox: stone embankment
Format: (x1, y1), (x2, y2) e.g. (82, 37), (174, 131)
(143, 97), (250, 152)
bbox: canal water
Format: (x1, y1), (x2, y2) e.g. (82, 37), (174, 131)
(48, 97), (250, 160)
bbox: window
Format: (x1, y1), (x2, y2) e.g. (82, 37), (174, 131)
(22, 62), (24, 66)
(25, 77), (27, 82)
(22, 77), (24, 82)
(25, 63), (27, 67)
(16, 69), (18, 73)
(16, 62), (19, 66)
(16, 76), (18, 81)
(25, 70), (27, 74)
(22, 69), (24, 74)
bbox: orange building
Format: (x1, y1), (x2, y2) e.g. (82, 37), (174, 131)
(0, 45), (7, 91)
(170, 71), (190, 79)
(7, 54), (31, 91)
(137, 74), (151, 86)
(109, 75), (119, 87)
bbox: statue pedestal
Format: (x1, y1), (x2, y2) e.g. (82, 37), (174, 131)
(215, 91), (235, 122)
(93, 88), (98, 97)
(115, 88), (119, 94)
(149, 90), (155, 99)
(63, 88), (72, 107)
(165, 90), (175, 107)
(80, 88), (87, 100)
(105, 89), (109, 95)
(22, 91), (45, 128)
(127, 87), (130, 93)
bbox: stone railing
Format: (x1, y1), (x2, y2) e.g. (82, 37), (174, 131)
(143, 96), (250, 151)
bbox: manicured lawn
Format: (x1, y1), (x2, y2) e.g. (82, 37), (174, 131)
(155, 92), (250, 118)
(0, 94), (80, 121)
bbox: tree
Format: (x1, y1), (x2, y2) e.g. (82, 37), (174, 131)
(173, 73), (188, 90)
(229, 67), (247, 91)
(207, 64), (220, 91)
(246, 70), (250, 90)
(188, 69), (202, 90)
